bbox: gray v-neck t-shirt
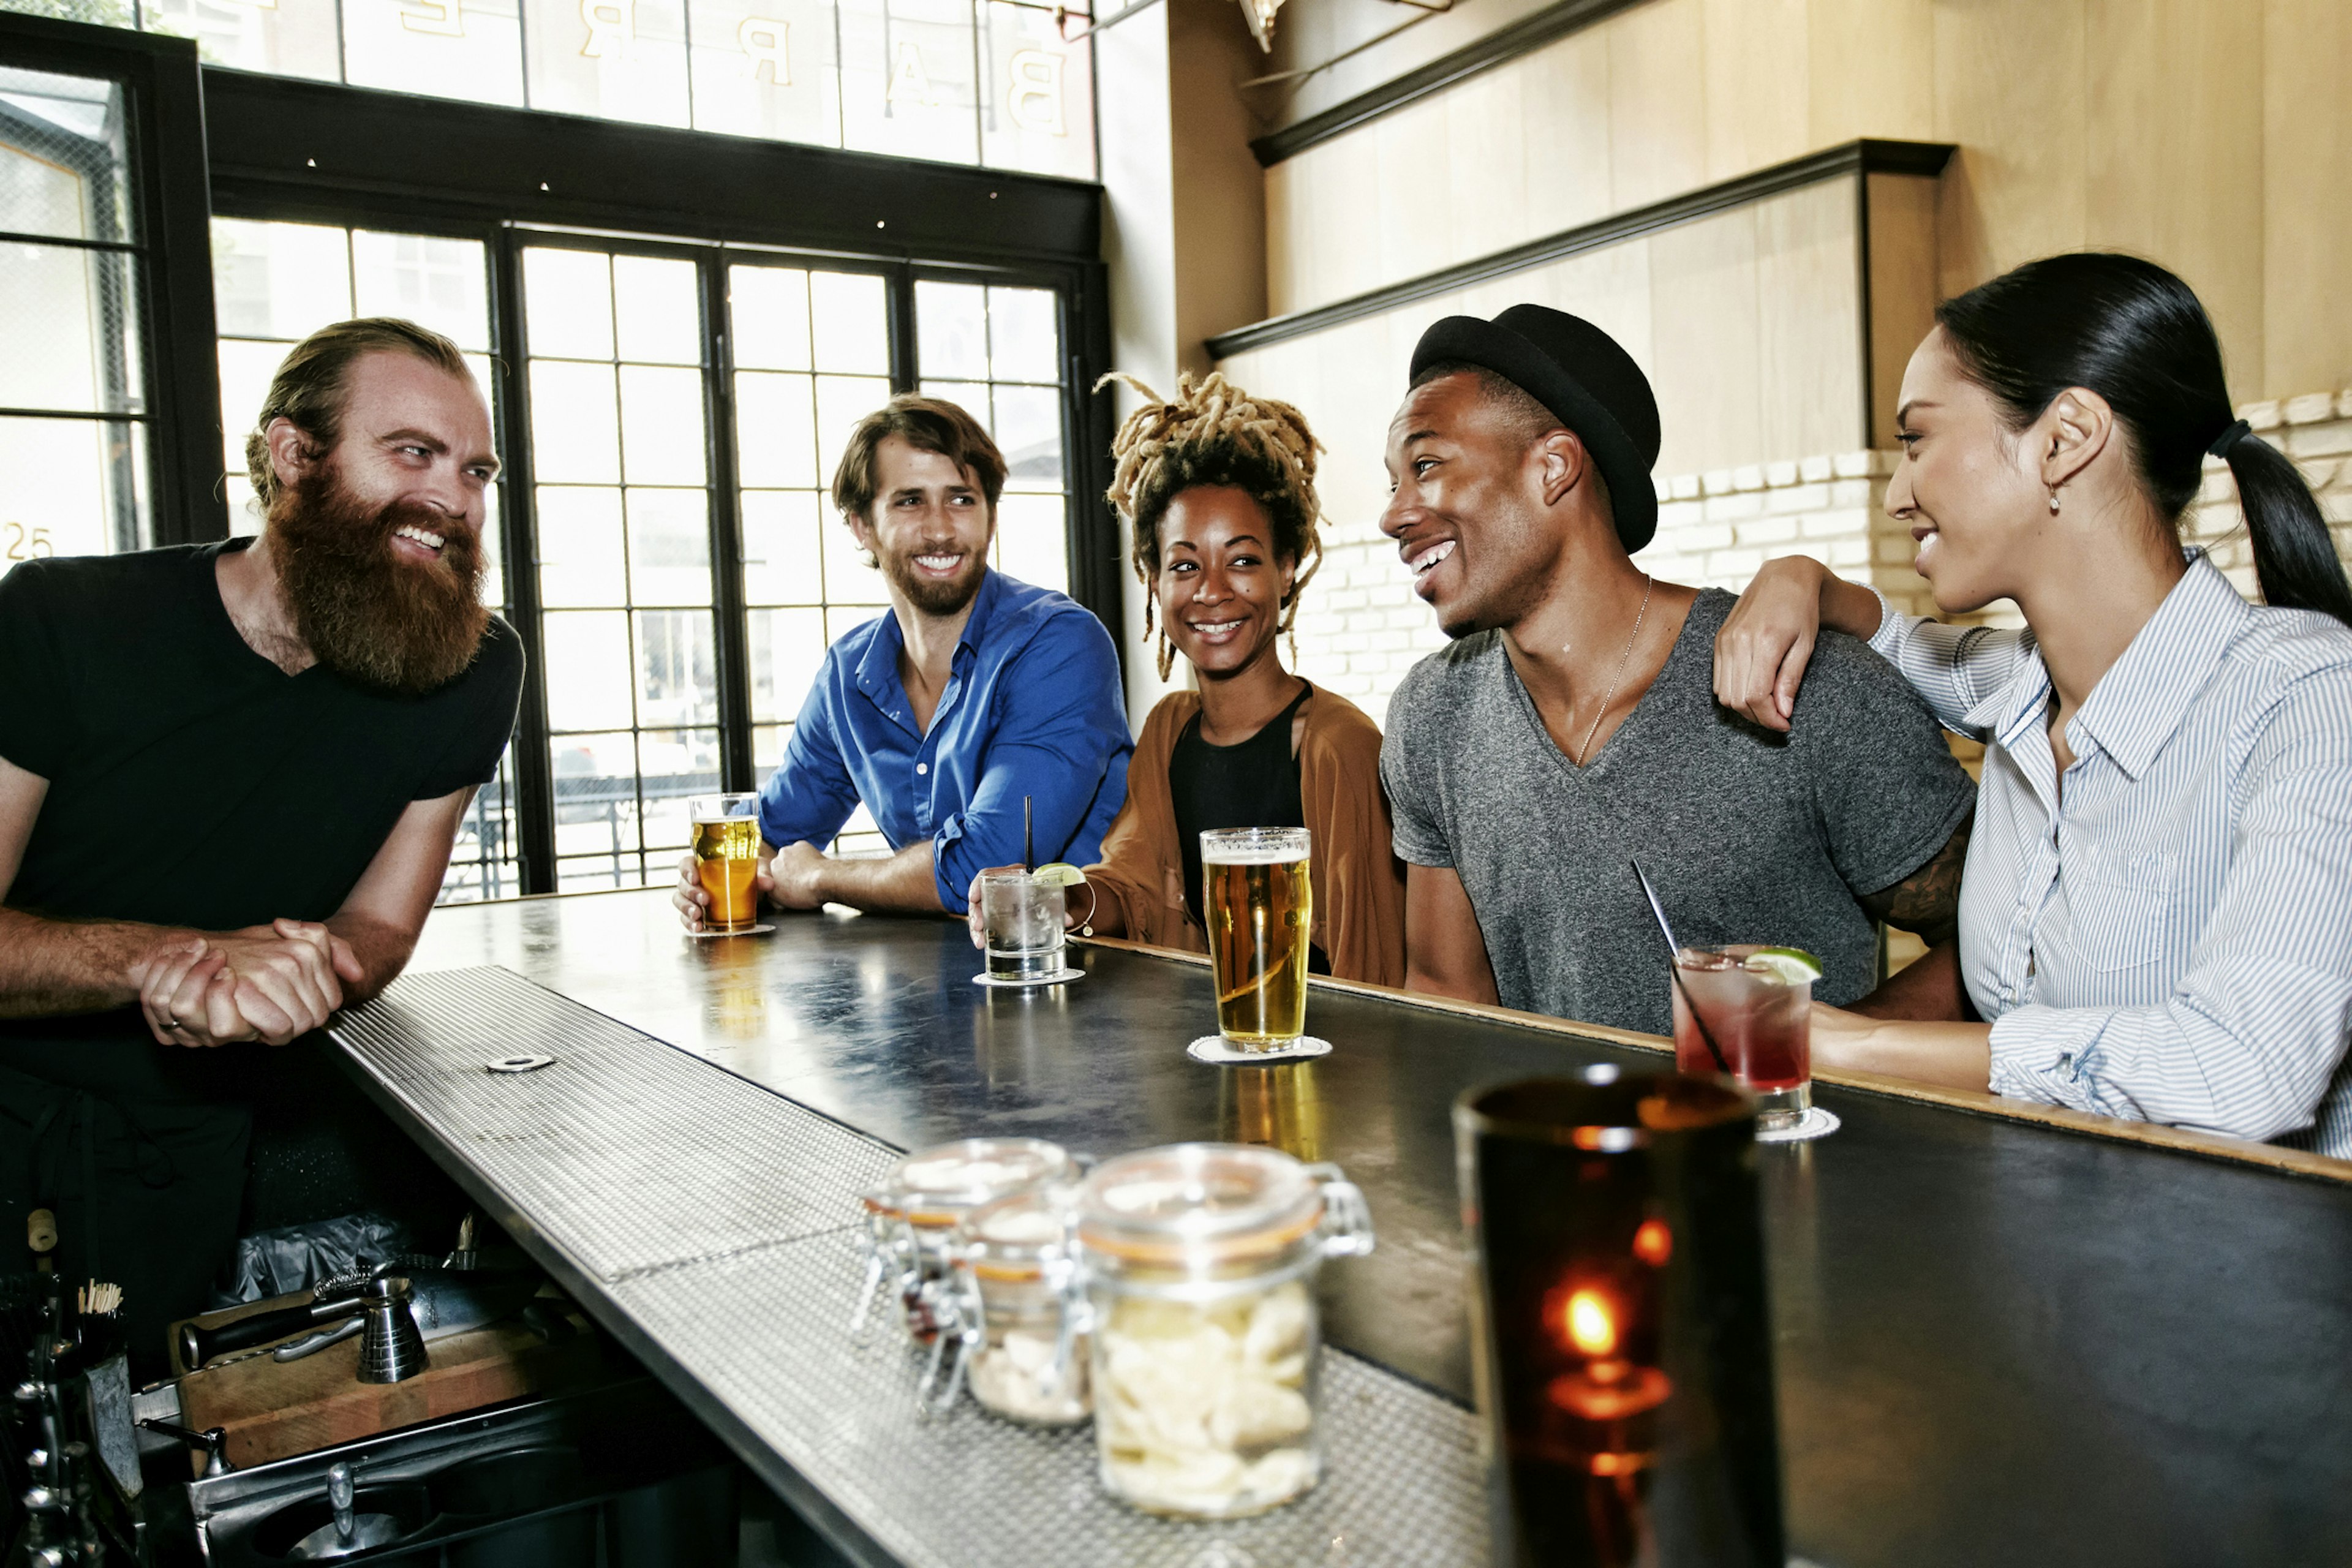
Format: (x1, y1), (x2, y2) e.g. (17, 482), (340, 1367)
(1379, 589), (1975, 1033)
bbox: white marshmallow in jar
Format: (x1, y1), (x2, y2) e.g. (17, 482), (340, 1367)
(1072, 1144), (1375, 1519)
(854, 1137), (1077, 1344)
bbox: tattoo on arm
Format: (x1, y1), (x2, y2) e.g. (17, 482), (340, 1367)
(1860, 816), (1971, 948)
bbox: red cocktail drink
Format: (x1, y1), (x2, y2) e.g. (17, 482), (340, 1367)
(1671, 946), (1813, 1131)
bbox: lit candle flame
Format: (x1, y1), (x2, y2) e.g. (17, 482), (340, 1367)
(1566, 1289), (1616, 1357)
(1633, 1218), (1672, 1267)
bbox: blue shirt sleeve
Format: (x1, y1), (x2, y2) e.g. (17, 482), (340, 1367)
(756, 654), (861, 850)
(929, 608), (1128, 912)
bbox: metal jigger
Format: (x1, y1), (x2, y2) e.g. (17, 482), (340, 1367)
(355, 1277), (428, 1384)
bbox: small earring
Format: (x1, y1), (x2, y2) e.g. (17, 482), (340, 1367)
(2048, 488), (2062, 514)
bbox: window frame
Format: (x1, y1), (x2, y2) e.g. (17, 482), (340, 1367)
(0, 10), (228, 547)
(200, 67), (1116, 896)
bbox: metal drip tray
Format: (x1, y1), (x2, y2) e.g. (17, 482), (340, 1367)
(331, 968), (1489, 1567)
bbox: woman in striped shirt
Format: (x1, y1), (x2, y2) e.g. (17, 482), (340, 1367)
(1714, 253), (2352, 1158)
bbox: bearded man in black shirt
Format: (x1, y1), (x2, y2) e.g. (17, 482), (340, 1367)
(0, 318), (524, 1373)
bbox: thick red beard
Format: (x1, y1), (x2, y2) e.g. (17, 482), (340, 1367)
(266, 469), (491, 695)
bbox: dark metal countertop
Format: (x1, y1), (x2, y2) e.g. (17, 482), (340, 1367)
(394, 889), (2352, 1567)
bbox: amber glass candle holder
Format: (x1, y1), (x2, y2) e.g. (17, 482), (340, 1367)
(1454, 1067), (1783, 1568)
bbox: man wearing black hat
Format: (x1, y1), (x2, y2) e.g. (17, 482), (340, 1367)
(1376, 304), (1975, 1033)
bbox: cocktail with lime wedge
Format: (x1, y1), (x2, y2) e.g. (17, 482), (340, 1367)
(1670, 944), (1820, 1131)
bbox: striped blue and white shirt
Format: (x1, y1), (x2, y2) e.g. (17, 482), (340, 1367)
(1866, 554), (2352, 1158)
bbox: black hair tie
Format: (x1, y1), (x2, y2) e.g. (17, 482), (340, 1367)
(2207, 418), (2253, 459)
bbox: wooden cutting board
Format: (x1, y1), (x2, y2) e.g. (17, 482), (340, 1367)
(177, 1311), (604, 1470)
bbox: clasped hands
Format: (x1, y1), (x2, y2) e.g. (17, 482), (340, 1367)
(133, 919), (364, 1048)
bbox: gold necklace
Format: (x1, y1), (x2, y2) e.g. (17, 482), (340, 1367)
(1569, 574), (1652, 766)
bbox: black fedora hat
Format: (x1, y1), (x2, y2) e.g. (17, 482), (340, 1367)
(1408, 304), (1662, 551)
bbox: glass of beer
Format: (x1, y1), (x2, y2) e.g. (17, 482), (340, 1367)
(1200, 827), (1313, 1049)
(1670, 945), (1814, 1133)
(688, 793), (764, 931)
(980, 869), (1065, 981)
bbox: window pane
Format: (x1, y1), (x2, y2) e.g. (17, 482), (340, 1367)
(978, 0), (1091, 180)
(440, 744), (524, 901)
(341, 0), (526, 107)
(635, 607), (717, 725)
(0, 242), (141, 414)
(614, 254), (702, 365)
(814, 373), (891, 484)
(821, 522), (886, 608)
(918, 380), (987, 428)
(753, 722), (790, 776)
(687, 0), (840, 146)
(217, 338), (294, 474)
(995, 490), (1065, 594)
(747, 605), (826, 723)
(734, 371), (818, 489)
(626, 486), (712, 606)
(0, 67), (130, 243)
(551, 729), (641, 860)
(213, 219), (353, 341)
(353, 230), (491, 350)
(740, 487), (823, 605)
(619, 363), (707, 485)
(524, 248), (614, 361)
(987, 285), (1058, 383)
(837, 0), (976, 164)
(992, 382), (1061, 491)
(529, 360), (622, 483)
(808, 271), (887, 373)
(543, 609), (636, 729)
(729, 266), (811, 371)
(147, 0), (343, 81)
(0, 416), (140, 576)
(914, 280), (985, 380)
(537, 484), (627, 607)
(526, 0), (690, 127)
(637, 727), (720, 849)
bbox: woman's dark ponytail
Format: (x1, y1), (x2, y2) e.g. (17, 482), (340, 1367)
(1936, 252), (2352, 628)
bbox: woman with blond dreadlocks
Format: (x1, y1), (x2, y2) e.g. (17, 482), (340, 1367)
(973, 371), (1405, 982)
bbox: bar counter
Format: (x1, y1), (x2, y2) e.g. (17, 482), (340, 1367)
(342, 887), (2352, 1567)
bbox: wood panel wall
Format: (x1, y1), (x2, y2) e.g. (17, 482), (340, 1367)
(1263, 0), (2352, 405)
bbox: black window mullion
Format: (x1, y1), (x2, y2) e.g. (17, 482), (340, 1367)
(490, 225), (558, 895)
(885, 265), (919, 395)
(704, 255), (755, 793)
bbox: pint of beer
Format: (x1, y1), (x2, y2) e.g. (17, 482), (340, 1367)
(688, 793), (763, 930)
(1200, 827), (1313, 1048)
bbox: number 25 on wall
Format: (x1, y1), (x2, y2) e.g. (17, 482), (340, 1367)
(2, 523), (53, 562)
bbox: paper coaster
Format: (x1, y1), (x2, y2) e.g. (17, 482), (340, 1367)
(1186, 1035), (1333, 1065)
(971, 967), (1085, 988)
(686, 923), (775, 940)
(1755, 1106), (1841, 1144)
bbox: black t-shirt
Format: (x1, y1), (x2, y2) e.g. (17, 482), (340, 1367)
(1168, 683), (1327, 975)
(0, 540), (524, 1103)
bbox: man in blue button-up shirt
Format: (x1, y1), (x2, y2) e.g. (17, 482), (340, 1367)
(676, 395), (1130, 922)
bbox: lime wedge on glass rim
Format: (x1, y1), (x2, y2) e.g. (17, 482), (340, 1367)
(1744, 947), (1825, 985)
(1029, 862), (1086, 889)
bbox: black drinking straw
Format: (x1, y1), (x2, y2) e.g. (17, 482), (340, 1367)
(1630, 858), (1732, 1076)
(1023, 796), (1035, 872)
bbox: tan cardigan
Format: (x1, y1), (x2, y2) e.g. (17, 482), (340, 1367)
(1083, 684), (1407, 986)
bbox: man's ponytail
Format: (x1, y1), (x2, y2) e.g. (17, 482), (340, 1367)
(2211, 424), (2352, 627)
(1936, 253), (2352, 628)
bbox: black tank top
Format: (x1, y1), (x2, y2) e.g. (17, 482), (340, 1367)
(1169, 684), (1327, 973)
